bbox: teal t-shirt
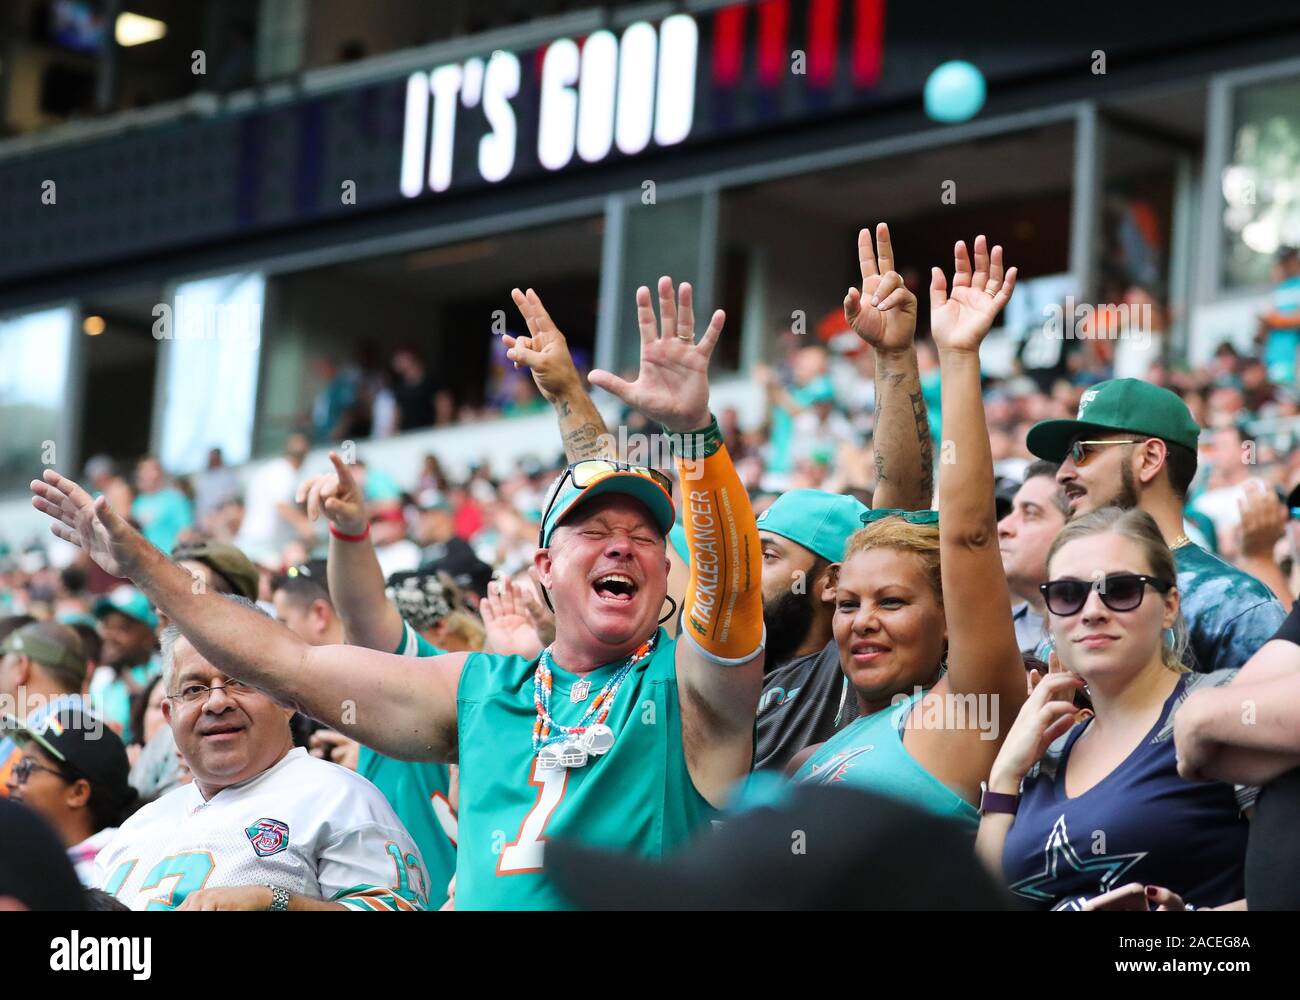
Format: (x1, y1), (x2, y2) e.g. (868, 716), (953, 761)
(768, 376), (834, 475)
(794, 689), (979, 829)
(132, 489), (194, 554)
(355, 625), (457, 904)
(91, 659), (161, 744)
(455, 629), (715, 910)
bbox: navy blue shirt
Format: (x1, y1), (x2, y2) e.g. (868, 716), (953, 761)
(1002, 670), (1254, 910)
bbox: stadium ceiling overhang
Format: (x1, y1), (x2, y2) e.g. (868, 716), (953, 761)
(3, 0), (1300, 290)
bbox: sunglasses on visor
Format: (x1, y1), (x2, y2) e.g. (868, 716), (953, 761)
(539, 461), (673, 544)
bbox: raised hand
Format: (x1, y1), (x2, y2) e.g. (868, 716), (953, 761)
(989, 669), (1086, 788)
(587, 276), (723, 433)
(844, 223), (917, 354)
(1237, 481), (1286, 560)
(480, 577), (544, 660)
(297, 451), (366, 536)
(930, 235), (1017, 354)
(30, 469), (146, 579)
(506, 288), (583, 402)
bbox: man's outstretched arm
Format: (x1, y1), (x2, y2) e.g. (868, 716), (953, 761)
(506, 287), (617, 462)
(843, 223), (934, 509)
(31, 471), (463, 760)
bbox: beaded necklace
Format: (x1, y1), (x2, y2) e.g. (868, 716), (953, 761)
(531, 631), (658, 769)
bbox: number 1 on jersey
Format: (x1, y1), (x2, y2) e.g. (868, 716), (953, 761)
(497, 760), (568, 874)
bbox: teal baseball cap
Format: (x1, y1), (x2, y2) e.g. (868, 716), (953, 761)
(540, 462), (676, 548)
(1027, 379), (1201, 463)
(92, 585), (159, 630)
(756, 489), (869, 564)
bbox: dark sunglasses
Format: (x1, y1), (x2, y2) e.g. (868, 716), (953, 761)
(539, 460), (672, 544)
(861, 508), (939, 526)
(1039, 573), (1173, 617)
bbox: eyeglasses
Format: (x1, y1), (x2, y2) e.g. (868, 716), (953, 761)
(1039, 573), (1173, 617)
(167, 679), (256, 706)
(1067, 439), (1137, 466)
(12, 756), (72, 785)
(539, 460), (672, 543)
(860, 508), (939, 526)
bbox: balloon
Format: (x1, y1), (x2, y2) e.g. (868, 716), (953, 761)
(924, 60), (987, 123)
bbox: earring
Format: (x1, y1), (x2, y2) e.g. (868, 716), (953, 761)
(1163, 627), (1175, 652)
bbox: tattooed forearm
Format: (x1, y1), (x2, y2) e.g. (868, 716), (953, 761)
(562, 421), (609, 461)
(911, 389), (934, 496)
(870, 353), (932, 509)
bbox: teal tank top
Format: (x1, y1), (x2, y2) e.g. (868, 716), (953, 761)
(455, 629), (715, 910)
(794, 690), (979, 828)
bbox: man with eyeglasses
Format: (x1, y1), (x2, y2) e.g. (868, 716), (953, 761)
(33, 277), (765, 910)
(92, 595), (429, 910)
(1027, 379), (1284, 673)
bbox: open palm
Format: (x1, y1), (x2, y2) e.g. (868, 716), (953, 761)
(30, 470), (141, 579)
(587, 276), (722, 433)
(844, 223), (917, 353)
(930, 235), (1017, 353)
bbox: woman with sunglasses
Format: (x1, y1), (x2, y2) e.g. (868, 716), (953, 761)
(793, 237), (1029, 827)
(976, 508), (1254, 909)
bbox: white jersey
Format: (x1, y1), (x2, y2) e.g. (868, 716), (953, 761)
(96, 747), (429, 910)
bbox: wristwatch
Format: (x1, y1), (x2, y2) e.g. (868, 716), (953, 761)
(266, 885), (291, 911)
(979, 781), (1020, 816)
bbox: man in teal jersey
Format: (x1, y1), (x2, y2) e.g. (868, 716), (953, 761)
(268, 558), (457, 907)
(32, 277), (766, 910)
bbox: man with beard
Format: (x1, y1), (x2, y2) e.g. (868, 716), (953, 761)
(1027, 378), (1284, 673)
(753, 490), (868, 771)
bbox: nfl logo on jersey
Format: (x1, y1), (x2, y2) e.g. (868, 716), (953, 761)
(245, 817), (291, 857)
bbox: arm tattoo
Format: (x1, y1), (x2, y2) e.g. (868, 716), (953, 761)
(911, 389), (934, 498)
(562, 421), (607, 461)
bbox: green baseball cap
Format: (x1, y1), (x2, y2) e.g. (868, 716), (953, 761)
(540, 465), (676, 548)
(93, 586), (159, 630)
(0, 623), (87, 684)
(1026, 379), (1201, 463)
(756, 489), (869, 564)
(171, 539), (260, 601)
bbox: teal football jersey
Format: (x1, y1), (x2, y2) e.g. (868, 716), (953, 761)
(455, 629), (715, 910)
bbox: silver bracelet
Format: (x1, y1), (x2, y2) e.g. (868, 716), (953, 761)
(266, 884), (291, 911)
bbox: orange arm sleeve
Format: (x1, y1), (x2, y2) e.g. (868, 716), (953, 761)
(677, 444), (764, 663)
